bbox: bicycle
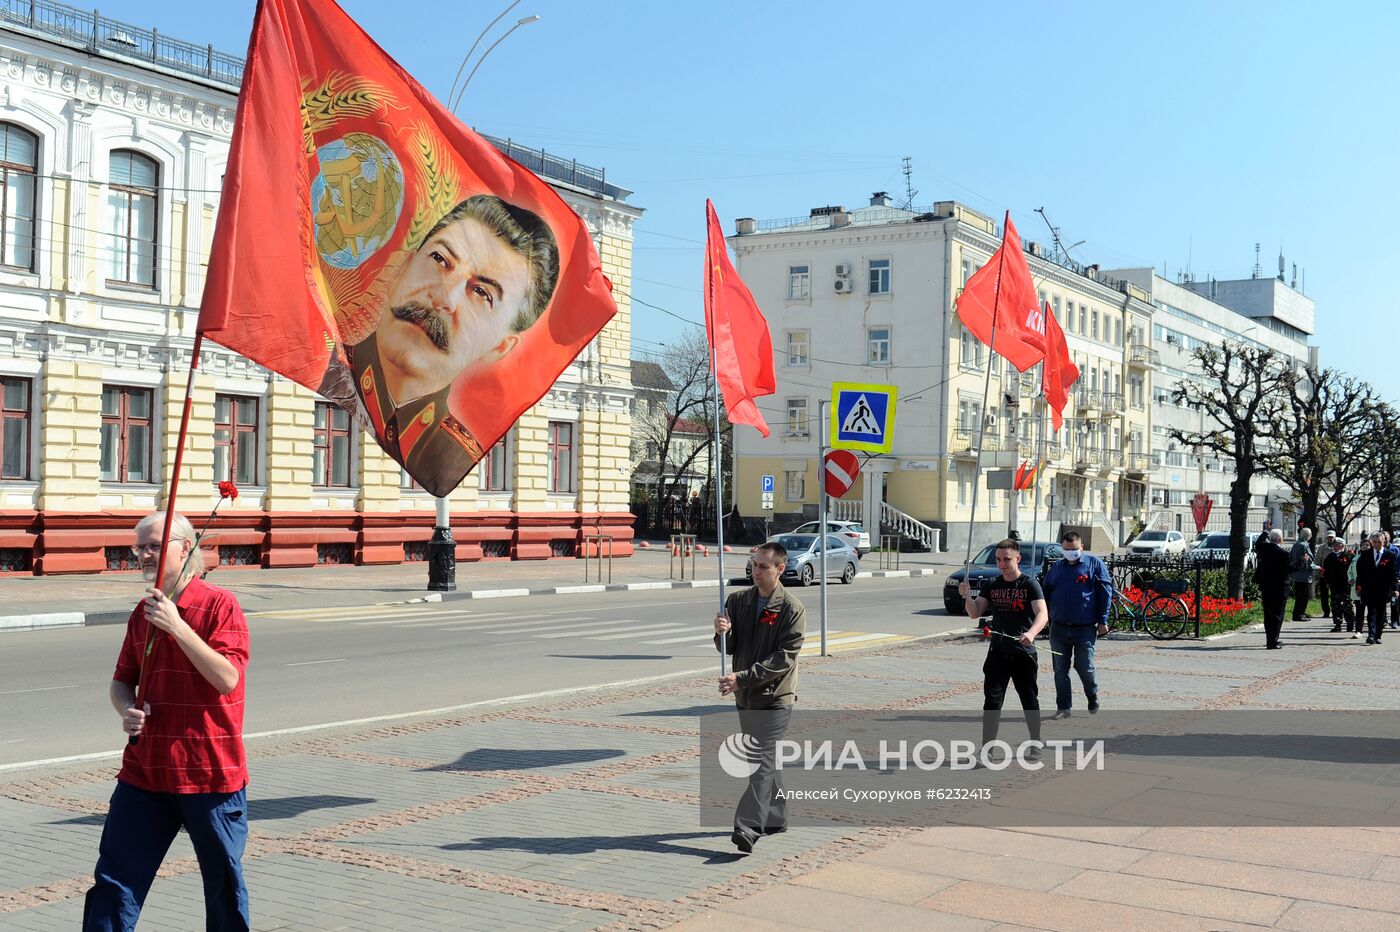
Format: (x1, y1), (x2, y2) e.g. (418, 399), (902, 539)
(1105, 586), (1190, 640)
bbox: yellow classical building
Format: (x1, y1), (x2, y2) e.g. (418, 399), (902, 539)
(0, 5), (639, 574)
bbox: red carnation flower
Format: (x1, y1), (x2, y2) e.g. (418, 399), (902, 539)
(218, 481), (239, 501)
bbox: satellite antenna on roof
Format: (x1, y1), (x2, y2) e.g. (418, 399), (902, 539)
(1252, 243), (1261, 279)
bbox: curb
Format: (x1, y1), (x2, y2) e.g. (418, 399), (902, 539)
(2, 566), (956, 629)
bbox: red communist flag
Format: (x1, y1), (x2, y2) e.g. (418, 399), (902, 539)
(955, 213), (1046, 372)
(199, 0), (616, 497)
(704, 200), (774, 437)
(1041, 301), (1080, 432)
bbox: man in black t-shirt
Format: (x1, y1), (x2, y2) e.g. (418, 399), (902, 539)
(959, 538), (1048, 757)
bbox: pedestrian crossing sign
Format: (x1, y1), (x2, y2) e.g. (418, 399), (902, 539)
(830, 382), (897, 453)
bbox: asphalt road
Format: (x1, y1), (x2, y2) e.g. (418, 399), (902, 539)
(0, 577), (968, 767)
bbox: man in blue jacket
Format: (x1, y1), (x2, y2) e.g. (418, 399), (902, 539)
(1042, 531), (1113, 718)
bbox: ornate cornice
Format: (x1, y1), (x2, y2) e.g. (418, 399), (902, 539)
(0, 47), (235, 137)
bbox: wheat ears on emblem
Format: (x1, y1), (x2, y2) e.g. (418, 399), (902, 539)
(405, 123), (460, 251)
(300, 71), (389, 156)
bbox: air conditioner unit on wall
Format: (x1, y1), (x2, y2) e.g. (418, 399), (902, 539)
(834, 278), (852, 293)
(835, 263), (851, 277)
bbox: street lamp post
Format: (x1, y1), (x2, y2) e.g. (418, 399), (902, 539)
(447, 0), (522, 107)
(452, 15), (541, 114)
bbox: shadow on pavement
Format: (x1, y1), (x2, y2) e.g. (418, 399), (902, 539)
(51, 794), (377, 827)
(622, 705), (725, 718)
(443, 831), (744, 863)
(426, 748), (626, 772)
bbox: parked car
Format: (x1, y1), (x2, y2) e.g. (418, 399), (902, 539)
(746, 533), (861, 586)
(942, 541), (1064, 615)
(791, 520), (870, 554)
(1187, 531), (1257, 570)
(1127, 529), (1188, 556)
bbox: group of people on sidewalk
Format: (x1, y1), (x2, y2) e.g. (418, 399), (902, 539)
(1254, 525), (1400, 648)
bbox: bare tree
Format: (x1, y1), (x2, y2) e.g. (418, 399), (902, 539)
(1265, 366), (1377, 539)
(1372, 402), (1400, 534)
(1168, 344), (1288, 599)
(633, 329), (718, 531)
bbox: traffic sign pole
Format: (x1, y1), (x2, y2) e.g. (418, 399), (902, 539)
(818, 399), (828, 657)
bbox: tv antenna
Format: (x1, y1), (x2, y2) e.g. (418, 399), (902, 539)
(1035, 207), (1083, 263)
(900, 156), (917, 210)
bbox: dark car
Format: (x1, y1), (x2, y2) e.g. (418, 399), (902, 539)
(941, 541), (1064, 615)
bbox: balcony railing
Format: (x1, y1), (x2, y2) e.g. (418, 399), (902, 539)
(950, 428), (973, 453)
(1076, 390), (1101, 412)
(0, 0), (244, 87)
(1126, 453), (1149, 474)
(1128, 343), (1159, 367)
(1075, 448), (1100, 467)
(1102, 392), (1125, 413)
(1103, 450), (1125, 469)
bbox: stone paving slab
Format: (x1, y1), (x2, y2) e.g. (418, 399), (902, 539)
(5, 617), (1400, 930)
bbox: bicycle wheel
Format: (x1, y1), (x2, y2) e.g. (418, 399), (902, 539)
(1143, 595), (1189, 640)
(1105, 597), (1129, 637)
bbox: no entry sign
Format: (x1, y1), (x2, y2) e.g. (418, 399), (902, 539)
(824, 449), (860, 498)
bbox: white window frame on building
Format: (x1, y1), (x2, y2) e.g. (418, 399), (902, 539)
(0, 123), (38, 272)
(787, 263), (810, 301)
(1, 375), (32, 479)
(214, 393), (260, 487)
(867, 326), (890, 365)
(100, 385), (154, 484)
(786, 329), (809, 366)
(959, 323), (984, 370)
(312, 401), (356, 488)
(785, 469), (805, 502)
(547, 420), (575, 493)
(105, 149), (159, 289)
(867, 257), (891, 295)
(786, 397), (808, 437)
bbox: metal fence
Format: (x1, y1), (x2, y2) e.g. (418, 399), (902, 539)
(1, 0), (244, 86)
(1104, 553), (1227, 638)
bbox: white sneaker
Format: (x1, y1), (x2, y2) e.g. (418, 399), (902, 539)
(1352, 633), (1361, 639)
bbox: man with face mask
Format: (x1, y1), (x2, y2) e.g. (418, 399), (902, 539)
(1040, 530), (1113, 718)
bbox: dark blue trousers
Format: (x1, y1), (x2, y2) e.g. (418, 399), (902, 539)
(84, 780), (249, 932)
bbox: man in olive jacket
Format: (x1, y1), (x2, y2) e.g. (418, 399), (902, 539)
(714, 540), (806, 853)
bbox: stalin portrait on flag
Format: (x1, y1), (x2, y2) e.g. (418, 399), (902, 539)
(199, 0), (614, 498)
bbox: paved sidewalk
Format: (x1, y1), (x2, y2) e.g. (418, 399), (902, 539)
(3, 617), (1398, 929)
(0, 543), (958, 627)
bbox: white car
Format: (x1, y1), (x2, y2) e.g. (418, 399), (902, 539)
(1128, 529), (1188, 556)
(1187, 531), (1257, 571)
(791, 520), (869, 554)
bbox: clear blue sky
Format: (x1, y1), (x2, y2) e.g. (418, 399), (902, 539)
(98, 0), (1400, 402)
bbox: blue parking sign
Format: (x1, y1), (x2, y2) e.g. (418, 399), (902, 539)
(830, 382), (897, 453)
(761, 475), (775, 494)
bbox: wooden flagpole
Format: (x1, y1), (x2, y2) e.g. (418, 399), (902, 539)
(130, 332), (204, 742)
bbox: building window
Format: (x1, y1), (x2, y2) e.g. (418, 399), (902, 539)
(106, 150), (159, 288)
(100, 386), (153, 483)
(867, 327), (890, 365)
(214, 394), (259, 486)
(959, 323), (983, 369)
(786, 398), (808, 436)
(785, 469), (804, 501)
(547, 420), (574, 493)
(960, 257), (972, 287)
(787, 264), (810, 300)
(868, 258), (891, 295)
(1091, 310), (1099, 341)
(479, 432), (511, 492)
(1077, 304), (1087, 335)
(399, 469), (423, 491)
(313, 401), (354, 488)
(1, 376), (31, 479)
(786, 329), (809, 366)
(1113, 318), (1122, 346)
(956, 464), (970, 506)
(0, 124), (38, 271)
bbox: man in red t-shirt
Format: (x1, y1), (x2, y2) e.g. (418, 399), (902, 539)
(84, 512), (251, 932)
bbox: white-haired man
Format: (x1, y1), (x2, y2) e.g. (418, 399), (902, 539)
(84, 512), (251, 930)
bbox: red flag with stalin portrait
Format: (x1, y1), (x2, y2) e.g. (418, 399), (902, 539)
(1041, 301), (1080, 432)
(199, 0), (616, 496)
(955, 213), (1046, 373)
(704, 200), (774, 437)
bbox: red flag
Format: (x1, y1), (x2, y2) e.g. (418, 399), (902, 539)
(704, 200), (774, 437)
(955, 213), (1046, 372)
(199, 0), (615, 497)
(1041, 301), (1080, 432)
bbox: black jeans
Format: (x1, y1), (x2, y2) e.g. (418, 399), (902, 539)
(734, 706), (792, 838)
(1261, 590), (1286, 647)
(982, 649), (1041, 745)
(1290, 581), (1313, 620)
(1319, 580), (1331, 616)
